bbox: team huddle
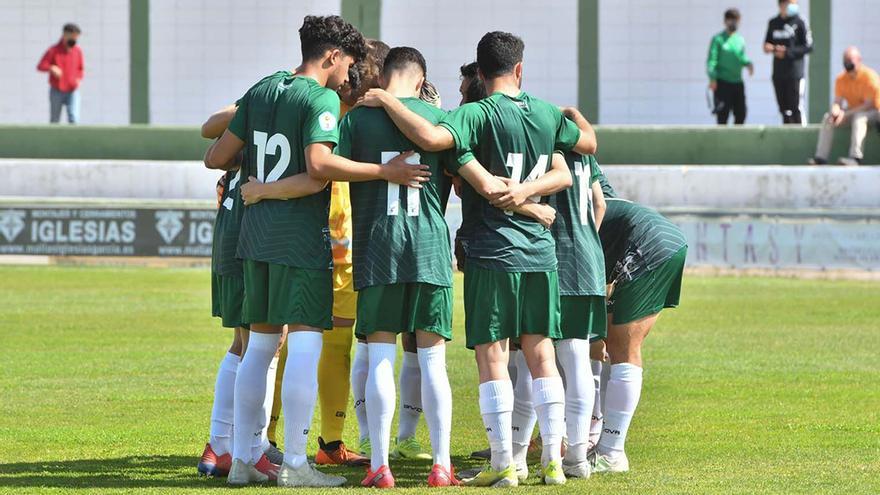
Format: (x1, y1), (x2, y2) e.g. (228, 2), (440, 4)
(196, 15), (688, 488)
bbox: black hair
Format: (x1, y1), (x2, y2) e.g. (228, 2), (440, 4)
(299, 15), (367, 63)
(460, 61), (487, 103)
(724, 8), (741, 20)
(63, 23), (81, 34)
(383, 46), (427, 78)
(476, 31), (524, 79)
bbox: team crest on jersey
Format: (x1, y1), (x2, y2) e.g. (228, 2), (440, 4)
(0, 209), (26, 242)
(154, 210), (184, 244)
(318, 111), (337, 131)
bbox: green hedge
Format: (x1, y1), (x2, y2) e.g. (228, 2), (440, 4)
(1, 124), (877, 164)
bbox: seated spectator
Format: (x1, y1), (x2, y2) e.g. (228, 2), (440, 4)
(809, 46), (880, 165)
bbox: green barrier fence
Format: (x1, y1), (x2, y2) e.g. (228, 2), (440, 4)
(1, 124), (878, 165)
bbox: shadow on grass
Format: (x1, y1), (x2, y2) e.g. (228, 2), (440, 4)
(0, 454), (489, 489)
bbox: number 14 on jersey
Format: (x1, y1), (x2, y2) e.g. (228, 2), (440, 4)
(381, 151), (421, 217)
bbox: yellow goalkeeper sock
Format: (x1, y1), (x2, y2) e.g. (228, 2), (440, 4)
(317, 325), (354, 443)
(266, 340), (287, 446)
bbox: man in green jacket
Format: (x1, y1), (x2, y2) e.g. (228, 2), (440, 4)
(707, 9), (754, 124)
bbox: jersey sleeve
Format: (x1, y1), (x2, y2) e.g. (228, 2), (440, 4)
(439, 103), (489, 168)
(335, 113), (353, 159)
(588, 155), (602, 184)
(555, 113), (582, 152)
(303, 88), (341, 147)
(227, 94), (249, 140)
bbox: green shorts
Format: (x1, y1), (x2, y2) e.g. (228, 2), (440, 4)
(355, 282), (453, 340)
(608, 246), (687, 325)
(211, 272), (247, 329)
(560, 295), (607, 342)
(463, 265), (561, 349)
(241, 259), (333, 329)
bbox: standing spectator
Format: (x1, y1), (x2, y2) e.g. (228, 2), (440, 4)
(707, 8), (754, 125)
(764, 0), (812, 125)
(809, 47), (880, 166)
(37, 23), (83, 124)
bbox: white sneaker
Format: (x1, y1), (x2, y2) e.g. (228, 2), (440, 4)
(562, 458), (591, 478)
(591, 452), (630, 473)
(277, 461), (347, 487)
(838, 157), (861, 166)
(227, 458), (268, 485)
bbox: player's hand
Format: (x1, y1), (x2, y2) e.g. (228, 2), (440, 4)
(774, 45), (786, 59)
(532, 204), (557, 228)
(747, 64), (754, 77)
(381, 150), (431, 187)
(490, 177), (530, 209)
(763, 42), (775, 54)
(451, 176), (463, 198)
(709, 80), (717, 91)
(240, 176), (266, 205)
(357, 88), (390, 108)
(606, 281), (616, 299)
(49, 65), (62, 78)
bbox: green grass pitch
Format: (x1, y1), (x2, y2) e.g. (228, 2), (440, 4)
(1, 265), (878, 494)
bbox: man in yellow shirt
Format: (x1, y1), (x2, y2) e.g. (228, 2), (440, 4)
(810, 46), (880, 166)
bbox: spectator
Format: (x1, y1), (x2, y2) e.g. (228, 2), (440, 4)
(707, 8), (754, 125)
(764, 0), (812, 125)
(809, 47), (880, 166)
(37, 23), (83, 124)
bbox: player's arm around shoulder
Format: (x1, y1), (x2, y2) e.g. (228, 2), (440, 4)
(358, 88), (454, 152)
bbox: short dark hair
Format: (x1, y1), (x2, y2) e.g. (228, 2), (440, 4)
(63, 23), (81, 34)
(724, 8), (741, 20)
(299, 15), (367, 63)
(460, 61), (487, 103)
(383, 46), (427, 78)
(476, 31), (524, 79)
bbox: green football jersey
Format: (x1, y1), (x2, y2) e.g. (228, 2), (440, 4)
(548, 153), (605, 296)
(228, 72), (338, 270)
(598, 169), (687, 285)
(337, 97), (454, 290)
(439, 91), (582, 272)
(212, 169), (245, 277)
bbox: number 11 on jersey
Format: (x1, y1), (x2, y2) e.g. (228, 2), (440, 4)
(381, 151), (421, 217)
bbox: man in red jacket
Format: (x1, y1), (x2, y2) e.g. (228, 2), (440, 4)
(37, 23), (83, 124)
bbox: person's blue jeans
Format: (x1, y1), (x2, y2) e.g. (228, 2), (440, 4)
(49, 87), (80, 124)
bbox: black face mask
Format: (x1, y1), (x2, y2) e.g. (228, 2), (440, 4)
(66, 39), (77, 47)
(726, 21), (738, 32)
(844, 61), (855, 72)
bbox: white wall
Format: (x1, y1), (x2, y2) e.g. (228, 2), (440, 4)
(148, 0), (341, 125)
(0, 0), (130, 125)
(829, 0), (880, 108)
(599, 0), (811, 125)
(380, 0), (578, 111)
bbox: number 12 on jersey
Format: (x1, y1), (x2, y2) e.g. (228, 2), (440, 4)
(381, 151), (421, 217)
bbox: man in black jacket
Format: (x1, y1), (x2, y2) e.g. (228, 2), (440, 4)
(764, 0), (813, 124)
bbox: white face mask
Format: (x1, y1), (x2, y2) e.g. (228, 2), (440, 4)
(786, 3), (799, 17)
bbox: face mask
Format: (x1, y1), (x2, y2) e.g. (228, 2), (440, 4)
(726, 21), (738, 32)
(786, 3), (799, 17)
(66, 39), (77, 47)
(844, 61), (856, 72)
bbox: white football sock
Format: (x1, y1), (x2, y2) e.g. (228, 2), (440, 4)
(508, 349), (520, 387)
(232, 332), (279, 464)
(598, 363), (643, 458)
(479, 379), (514, 472)
(251, 356), (277, 462)
(533, 376), (565, 465)
(366, 343), (397, 471)
(209, 351), (239, 456)
(589, 359), (604, 448)
(418, 345), (452, 470)
(281, 331), (323, 468)
(350, 342), (369, 443)
(397, 351), (422, 441)
(557, 339), (593, 464)
(510, 350), (536, 465)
